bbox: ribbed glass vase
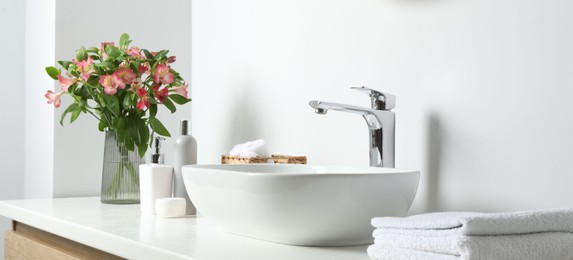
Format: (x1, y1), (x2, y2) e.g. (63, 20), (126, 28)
(100, 131), (144, 204)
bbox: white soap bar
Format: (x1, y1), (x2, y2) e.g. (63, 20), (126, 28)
(155, 198), (187, 218)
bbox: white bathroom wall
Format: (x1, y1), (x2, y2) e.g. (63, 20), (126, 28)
(53, 0), (192, 197)
(192, 0), (573, 213)
(24, 0), (55, 199)
(0, 0), (26, 199)
(1, 0), (26, 257)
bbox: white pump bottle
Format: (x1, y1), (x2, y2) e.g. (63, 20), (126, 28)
(173, 120), (197, 215)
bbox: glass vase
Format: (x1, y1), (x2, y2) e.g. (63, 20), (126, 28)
(100, 131), (144, 204)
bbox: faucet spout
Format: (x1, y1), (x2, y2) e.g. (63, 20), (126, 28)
(308, 94), (395, 168)
(314, 108), (327, 114)
(309, 101), (373, 116)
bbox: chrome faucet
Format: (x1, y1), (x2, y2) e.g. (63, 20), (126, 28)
(309, 87), (396, 168)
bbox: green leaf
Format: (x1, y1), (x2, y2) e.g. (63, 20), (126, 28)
(155, 50), (169, 59)
(162, 98), (176, 113)
(57, 61), (74, 71)
(149, 118), (171, 137)
(137, 120), (148, 146)
(171, 70), (181, 78)
(89, 55), (101, 62)
(169, 94), (191, 105)
(59, 103), (79, 125)
(138, 143), (147, 158)
(127, 119), (139, 143)
(94, 61), (115, 70)
(78, 98), (88, 110)
(98, 120), (107, 131)
(102, 94), (120, 117)
(105, 45), (121, 59)
(113, 117), (126, 130)
(109, 99), (120, 117)
(149, 104), (157, 119)
(148, 97), (158, 105)
(142, 49), (153, 59)
(69, 70), (80, 78)
(86, 47), (99, 53)
(129, 61), (140, 74)
(71, 83), (83, 95)
(87, 76), (99, 87)
(125, 136), (135, 151)
(45, 67), (60, 80)
(119, 33), (130, 50)
(122, 92), (134, 109)
(116, 129), (126, 143)
(70, 109), (81, 123)
(92, 65), (103, 75)
(98, 95), (106, 107)
(173, 78), (183, 86)
(76, 46), (88, 61)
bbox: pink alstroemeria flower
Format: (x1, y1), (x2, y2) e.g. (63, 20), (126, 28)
(153, 64), (174, 85)
(127, 47), (143, 59)
(167, 56), (176, 63)
(136, 88), (150, 110)
(44, 90), (63, 108)
(57, 75), (76, 92)
(171, 83), (188, 99)
(74, 56), (94, 81)
(138, 62), (150, 75)
(100, 42), (115, 60)
(153, 85), (169, 103)
(137, 88), (147, 97)
(114, 68), (136, 88)
(99, 74), (122, 95)
(131, 78), (142, 92)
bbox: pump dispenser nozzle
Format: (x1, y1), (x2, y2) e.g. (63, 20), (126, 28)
(180, 120), (189, 135)
(151, 136), (165, 164)
(140, 135), (173, 215)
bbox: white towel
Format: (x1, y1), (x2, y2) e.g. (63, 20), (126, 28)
(369, 208), (573, 260)
(370, 232), (573, 260)
(367, 245), (459, 260)
(229, 139), (269, 158)
(372, 208), (573, 236)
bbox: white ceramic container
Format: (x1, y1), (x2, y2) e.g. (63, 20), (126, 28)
(182, 164), (419, 246)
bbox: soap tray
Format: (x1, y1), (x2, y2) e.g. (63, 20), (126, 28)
(221, 155), (307, 164)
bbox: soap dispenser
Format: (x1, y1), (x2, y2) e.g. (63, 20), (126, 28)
(173, 120), (197, 215)
(139, 136), (173, 215)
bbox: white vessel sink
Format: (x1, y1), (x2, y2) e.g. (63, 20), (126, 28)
(182, 164), (419, 246)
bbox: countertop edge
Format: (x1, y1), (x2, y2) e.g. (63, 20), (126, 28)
(0, 199), (192, 260)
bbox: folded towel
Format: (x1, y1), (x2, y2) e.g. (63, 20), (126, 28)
(372, 208), (573, 236)
(369, 208), (573, 260)
(229, 139), (269, 158)
(367, 245), (459, 260)
(369, 232), (573, 260)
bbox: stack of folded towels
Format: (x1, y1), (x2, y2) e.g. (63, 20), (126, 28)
(368, 208), (573, 260)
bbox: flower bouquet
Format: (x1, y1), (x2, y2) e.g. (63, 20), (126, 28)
(44, 33), (190, 203)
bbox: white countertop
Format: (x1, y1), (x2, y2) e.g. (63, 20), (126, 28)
(0, 197), (370, 260)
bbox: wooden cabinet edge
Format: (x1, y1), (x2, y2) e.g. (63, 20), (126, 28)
(5, 221), (123, 260)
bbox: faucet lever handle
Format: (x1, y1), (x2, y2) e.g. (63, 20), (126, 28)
(350, 86), (396, 110)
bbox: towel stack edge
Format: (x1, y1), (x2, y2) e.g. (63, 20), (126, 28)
(368, 208), (573, 260)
